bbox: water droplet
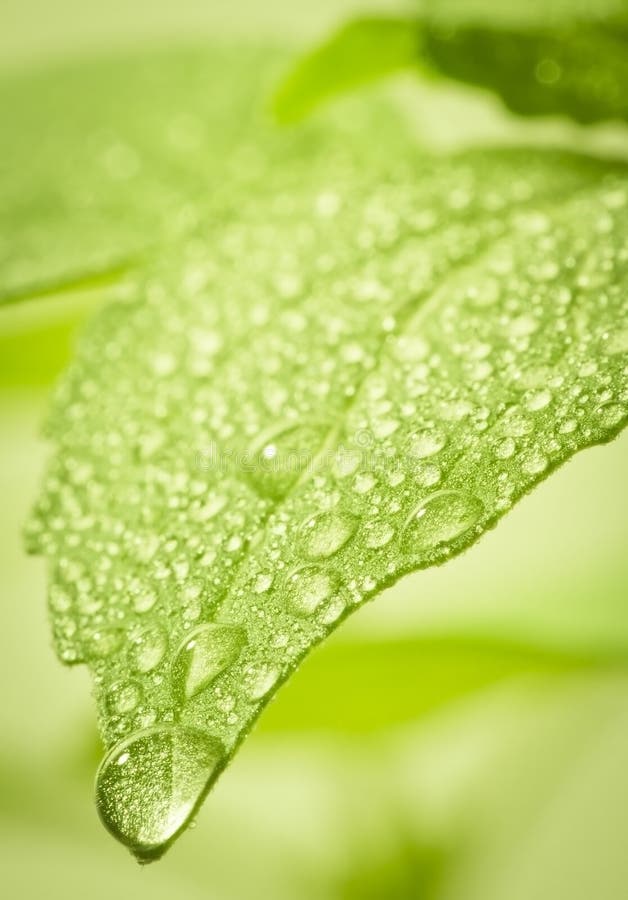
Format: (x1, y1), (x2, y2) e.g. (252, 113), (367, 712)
(392, 335), (429, 362)
(520, 449), (548, 475)
(408, 429), (446, 459)
(246, 664), (280, 700)
(333, 447), (362, 478)
(525, 390), (551, 412)
(253, 573), (273, 594)
(495, 437), (516, 459)
(96, 726), (224, 861)
(595, 402), (626, 429)
(298, 509), (357, 560)
(365, 521), (395, 549)
(403, 490), (484, 551)
(558, 418), (577, 435)
(133, 589), (158, 614)
(172, 624), (247, 701)
(107, 680), (142, 715)
(86, 628), (122, 659)
(353, 472), (376, 495)
(248, 422), (325, 499)
(415, 463), (441, 487)
(129, 625), (168, 673)
(286, 565), (335, 616)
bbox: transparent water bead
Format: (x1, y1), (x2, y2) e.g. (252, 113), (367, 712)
(96, 726), (224, 861)
(298, 509), (357, 560)
(407, 429), (446, 459)
(171, 623), (247, 702)
(286, 565), (335, 616)
(129, 624), (168, 674)
(404, 489), (484, 551)
(248, 421), (326, 499)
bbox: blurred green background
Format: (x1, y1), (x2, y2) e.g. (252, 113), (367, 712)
(2, 2), (628, 898)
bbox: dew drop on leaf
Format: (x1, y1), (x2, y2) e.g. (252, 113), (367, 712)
(171, 624), (247, 702)
(403, 490), (484, 552)
(364, 520), (395, 550)
(129, 624), (168, 674)
(96, 726), (224, 861)
(407, 429), (447, 459)
(298, 509), (357, 559)
(107, 680), (143, 715)
(286, 565), (335, 616)
(245, 664), (280, 700)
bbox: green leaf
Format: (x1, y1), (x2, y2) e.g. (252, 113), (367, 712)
(258, 633), (628, 735)
(273, 18), (420, 124)
(273, 15), (628, 127)
(13, 45), (628, 862)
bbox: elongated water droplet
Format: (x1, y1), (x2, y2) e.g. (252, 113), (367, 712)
(96, 726), (224, 861)
(129, 624), (168, 673)
(172, 624), (247, 702)
(298, 509), (357, 560)
(404, 490), (484, 551)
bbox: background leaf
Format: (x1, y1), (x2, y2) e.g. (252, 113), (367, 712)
(273, 13), (628, 127)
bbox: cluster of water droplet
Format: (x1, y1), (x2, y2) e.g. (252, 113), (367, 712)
(22, 46), (628, 859)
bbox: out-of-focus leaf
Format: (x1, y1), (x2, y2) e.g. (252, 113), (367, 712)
(274, 15), (628, 126)
(273, 18), (420, 124)
(259, 635), (628, 734)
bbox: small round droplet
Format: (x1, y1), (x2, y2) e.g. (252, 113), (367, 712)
(96, 726), (224, 861)
(287, 565), (335, 616)
(298, 509), (357, 560)
(172, 624), (247, 702)
(403, 490), (484, 551)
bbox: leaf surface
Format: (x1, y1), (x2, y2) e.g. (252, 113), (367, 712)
(273, 15), (628, 126)
(10, 46), (628, 860)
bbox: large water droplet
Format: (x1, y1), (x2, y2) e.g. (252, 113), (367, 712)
(298, 509), (357, 560)
(286, 565), (335, 616)
(96, 726), (224, 861)
(403, 490), (484, 551)
(171, 624), (247, 702)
